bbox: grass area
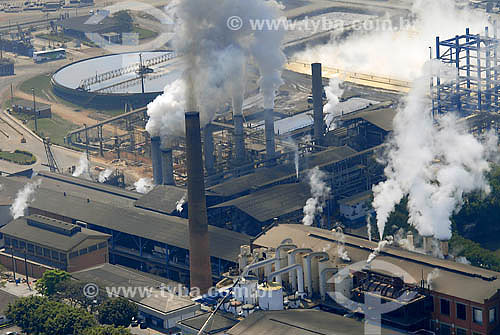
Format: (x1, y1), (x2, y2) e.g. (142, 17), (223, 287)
(0, 150), (36, 165)
(19, 74), (52, 100)
(132, 26), (158, 40)
(36, 33), (73, 43)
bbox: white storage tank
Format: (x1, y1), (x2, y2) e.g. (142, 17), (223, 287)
(241, 304), (255, 317)
(234, 276), (258, 305)
(258, 282), (284, 311)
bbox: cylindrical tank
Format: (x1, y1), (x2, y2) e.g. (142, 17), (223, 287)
(258, 283), (284, 311)
(234, 277), (258, 305)
(230, 299), (242, 316)
(241, 304), (255, 317)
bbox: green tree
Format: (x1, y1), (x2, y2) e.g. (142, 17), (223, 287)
(36, 269), (70, 296)
(98, 297), (138, 327)
(55, 280), (108, 311)
(83, 325), (133, 335)
(6, 295), (48, 334)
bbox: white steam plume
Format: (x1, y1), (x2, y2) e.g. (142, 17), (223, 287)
(146, 0), (285, 141)
(302, 167), (331, 226)
(333, 228), (351, 262)
(367, 236), (393, 264)
(456, 256), (471, 265)
(295, 0), (490, 81)
(98, 169), (113, 183)
(72, 154), (90, 179)
(134, 178), (154, 194)
(372, 60), (498, 241)
(323, 78), (345, 130)
(426, 268), (440, 290)
(366, 213), (372, 242)
(10, 179), (42, 219)
(176, 194), (186, 213)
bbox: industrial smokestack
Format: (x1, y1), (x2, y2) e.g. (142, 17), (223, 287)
(264, 108), (276, 166)
(233, 114), (245, 163)
(423, 236), (433, 253)
(440, 240), (449, 257)
(312, 63), (324, 145)
(161, 148), (175, 185)
(151, 136), (163, 185)
(204, 123), (216, 175)
(185, 111), (212, 293)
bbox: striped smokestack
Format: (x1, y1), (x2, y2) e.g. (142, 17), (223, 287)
(161, 148), (175, 185)
(264, 108), (276, 166)
(312, 63), (324, 145)
(151, 136), (163, 185)
(185, 111), (212, 293)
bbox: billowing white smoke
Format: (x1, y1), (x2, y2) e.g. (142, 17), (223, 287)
(72, 154), (90, 179)
(456, 256), (471, 265)
(394, 229), (414, 251)
(366, 213), (372, 242)
(372, 60), (498, 240)
(10, 179), (42, 219)
(146, 0), (286, 140)
(333, 228), (351, 262)
(302, 167), (331, 226)
(98, 169), (113, 183)
(367, 236), (393, 264)
(426, 268), (440, 290)
(295, 0), (489, 81)
(176, 194), (186, 213)
(323, 78), (345, 130)
(134, 178), (154, 194)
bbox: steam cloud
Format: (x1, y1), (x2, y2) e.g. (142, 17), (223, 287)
(372, 60), (498, 241)
(134, 178), (154, 194)
(302, 167), (331, 226)
(98, 168), (113, 183)
(176, 194), (186, 213)
(146, 0), (286, 143)
(367, 237), (393, 264)
(72, 154), (90, 179)
(323, 78), (345, 130)
(426, 268), (440, 290)
(10, 179), (42, 219)
(333, 228), (351, 262)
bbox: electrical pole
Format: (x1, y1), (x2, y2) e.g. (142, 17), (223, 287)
(32, 88), (38, 132)
(10, 83), (13, 109)
(10, 246), (16, 285)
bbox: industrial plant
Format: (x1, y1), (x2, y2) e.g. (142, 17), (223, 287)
(1, 0), (500, 334)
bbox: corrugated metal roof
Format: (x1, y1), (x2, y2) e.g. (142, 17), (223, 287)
(254, 224), (500, 304)
(341, 108), (396, 132)
(134, 184), (187, 215)
(208, 146), (358, 197)
(0, 215), (110, 252)
(210, 183), (310, 222)
(338, 190), (372, 206)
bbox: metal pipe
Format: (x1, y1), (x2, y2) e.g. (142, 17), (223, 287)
(312, 63), (323, 145)
(275, 244), (297, 284)
(303, 252), (329, 297)
(242, 257), (276, 278)
(151, 136), (163, 185)
(268, 263), (305, 295)
(185, 112), (212, 293)
(287, 248), (312, 291)
(233, 114), (245, 163)
(203, 123), (215, 175)
(264, 108), (276, 166)
(161, 148), (175, 185)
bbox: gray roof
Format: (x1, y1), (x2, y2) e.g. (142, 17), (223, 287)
(208, 146), (357, 197)
(0, 176), (250, 262)
(227, 309), (405, 335)
(11, 97), (50, 111)
(210, 183), (310, 222)
(338, 190), (372, 206)
(178, 311), (239, 334)
(134, 185), (187, 215)
(0, 215), (110, 252)
(254, 224), (500, 304)
(57, 14), (118, 33)
(0, 289), (18, 315)
(341, 108), (396, 132)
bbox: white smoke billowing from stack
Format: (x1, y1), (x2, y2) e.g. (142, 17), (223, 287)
(98, 169), (113, 183)
(367, 236), (393, 264)
(372, 60), (498, 241)
(295, 0), (489, 81)
(426, 268), (440, 290)
(10, 179), (42, 219)
(134, 178), (154, 194)
(456, 256), (471, 265)
(366, 213), (372, 242)
(302, 167), (331, 226)
(146, 0), (286, 141)
(176, 194), (186, 213)
(333, 228), (351, 262)
(323, 78), (345, 130)
(72, 154), (90, 179)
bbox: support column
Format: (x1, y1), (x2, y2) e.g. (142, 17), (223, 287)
(264, 108), (276, 166)
(312, 63), (324, 145)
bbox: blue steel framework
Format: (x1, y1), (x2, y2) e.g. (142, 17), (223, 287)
(433, 27), (500, 117)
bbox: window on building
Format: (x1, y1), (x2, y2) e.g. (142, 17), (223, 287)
(43, 248), (50, 257)
(490, 307), (497, 324)
(27, 244), (34, 253)
(69, 251), (78, 259)
(473, 307), (483, 324)
(51, 250), (59, 260)
(457, 303), (467, 320)
(79, 248), (88, 256)
(440, 323), (451, 335)
(4, 237), (10, 246)
(19, 241), (25, 249)
(456, 328), (467, 335)
(35, 246), (42, 255)
(88, 244), (97, 252)
(98, 242), (107, 249)
(59, 253), (67, 263)
(440, 299), (450, 316)
(12, 239), (18, 248)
